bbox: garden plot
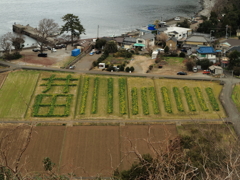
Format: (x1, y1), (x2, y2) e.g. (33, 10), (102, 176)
(76, 75), (129, 119)
(154, 79), (225, 119)
(127, 77), (160, 119)
(26, 72), (80, 119)
(0, 71), (39, 119)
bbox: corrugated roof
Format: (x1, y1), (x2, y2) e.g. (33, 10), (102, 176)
(139, 33), (155, 40)
(197, 46), (215, 54)
(186, 35), (208, 43)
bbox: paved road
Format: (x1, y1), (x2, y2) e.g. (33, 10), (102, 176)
(1, 60), (240, 135)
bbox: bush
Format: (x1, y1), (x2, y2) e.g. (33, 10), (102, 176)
(179, 52), (186, 57)
(125, 67), (130, 72)
(185, 59), (196, 71)
(130, 66), (134, 72)
(4, 52), (22, 60)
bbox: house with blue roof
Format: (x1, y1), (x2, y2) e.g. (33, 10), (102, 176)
(196, 46), (217, 63)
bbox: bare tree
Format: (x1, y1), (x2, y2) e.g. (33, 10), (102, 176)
(35, 18), (59, 53)
(0, 33), (12, 53)
(155, 33), (168, 46)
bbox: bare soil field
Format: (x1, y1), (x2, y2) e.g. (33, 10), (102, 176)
(0, 124), (178, 177)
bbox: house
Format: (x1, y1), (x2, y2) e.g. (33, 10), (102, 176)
(221, 57), (229, 68)
(135, 33), (155, 49)
(226, 46), (240, 54)
(196, 46), (217, 63)
(163, 27), (192, 40)
(123, 37), (137, 49)
(183, 35), (211, 51)
(114, 37), (124, 47)
(166, 37), (177, 51)
(209, 65), (223, 75)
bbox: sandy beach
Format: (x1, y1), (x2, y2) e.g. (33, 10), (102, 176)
(198, 0), (216, 17)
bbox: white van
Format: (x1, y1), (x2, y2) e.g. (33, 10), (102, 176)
(193, 66), (198, 73)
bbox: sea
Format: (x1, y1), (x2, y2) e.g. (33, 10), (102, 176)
(0, 0), (202, 46)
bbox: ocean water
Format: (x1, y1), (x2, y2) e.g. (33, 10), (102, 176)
(0, 0), (201, 41)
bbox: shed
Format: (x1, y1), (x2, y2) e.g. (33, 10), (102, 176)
(71, 49), (80, 56)
(209, 65), (223, 75)
(152, 51), (159, 59)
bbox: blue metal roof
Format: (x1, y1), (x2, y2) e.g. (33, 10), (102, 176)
(197, 46), (216, 54)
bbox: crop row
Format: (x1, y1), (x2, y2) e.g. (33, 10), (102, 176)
(183, 86), (196, 111)
(131, 87), (138, 115)
(141, 87), (149, 115)
(173, 87), (184, 112)
(205, 87), (219, 111)
(149, 87), (160, 114)
(91, 77), (99, 114)
(32, 94), (73, 117)
(161, 87), (172, 113)
(107, 78), (114, 114)
(119, 78), (127, 114)
(80, 77), (90, 114)
(194, 87), (208, 111)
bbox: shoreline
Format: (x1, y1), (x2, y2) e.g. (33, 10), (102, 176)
(197, 0), (216, 17)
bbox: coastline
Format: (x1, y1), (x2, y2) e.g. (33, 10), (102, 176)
(197, 0), (216, 17)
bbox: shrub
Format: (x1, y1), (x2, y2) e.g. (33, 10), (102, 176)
(125, 67), (130, 72)
(130, 66), (135, 72)
(179, 52), (186, 57)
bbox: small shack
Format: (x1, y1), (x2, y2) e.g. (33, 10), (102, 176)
(71, 49), (81, 56)
(152, 50), (159, 59)
(209, 65), (223, 75)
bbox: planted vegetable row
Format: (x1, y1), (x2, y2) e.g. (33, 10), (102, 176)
(91, 77), (99, 114)
(107, 78), (114, 114)
(161, 87), (172, 113)
(194, 87), (208, 111)
(173, 87), (184, 112)
(131, 87), (138, 115)
(149, 87), (160, 114)
(80, 77), (90, 114)
(183, 86), (196, 111)
(141, 87), (149, 115)
(119, 78), (127, 114)
(205, 87), (219, 111)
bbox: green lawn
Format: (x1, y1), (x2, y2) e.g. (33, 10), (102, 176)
(232, 84), (240, 111)
(0, 71), (39, 119)
(164, 57), (184, 65)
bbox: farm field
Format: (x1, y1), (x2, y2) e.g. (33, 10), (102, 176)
(232, 84), (240, 112)
(0, 124), (178, 177)
(0, 71), (39, 119)
(0, 71), (226, 121)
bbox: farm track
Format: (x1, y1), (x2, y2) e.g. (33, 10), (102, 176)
(0, 61), (240, 135)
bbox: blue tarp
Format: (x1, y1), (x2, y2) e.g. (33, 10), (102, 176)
(71, 49), (81, 56)
(148, 24), (156, 30)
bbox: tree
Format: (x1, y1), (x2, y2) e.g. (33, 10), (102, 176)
(43, 157), (55, 172)
(0, 33), (12, 53)
(185, 59), (195, 71)
(61, 14), (85, 46)
(177, 19), (190, 28)
(95, 38), (107, 49)
(36, 18), (59, 53)
(164, 46), (169, 53)
(200, 59), (212, 70)
(155, 33), (168, 46)
(154, 19), (160, 29)
(104, 40), (118, 53)
(228, 50), (240, 67)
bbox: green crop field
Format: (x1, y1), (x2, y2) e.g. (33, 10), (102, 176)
(0, 71), (39, 119)
(0, 71), (226, 121)
(232, 84), (240, 111)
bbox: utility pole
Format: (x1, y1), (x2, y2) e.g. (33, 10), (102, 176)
(97, 25), (99, 39)
(226, 25), (228, 39)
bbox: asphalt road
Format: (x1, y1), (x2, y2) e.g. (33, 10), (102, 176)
(1, 60), (240, 135)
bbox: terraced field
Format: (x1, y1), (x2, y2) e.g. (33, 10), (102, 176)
(0, 71), (226, 121)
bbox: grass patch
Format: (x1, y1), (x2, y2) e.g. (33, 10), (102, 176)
(231, 84), (240, 111)
(164, 57), (184, 65)
(0, 71), (39, 119)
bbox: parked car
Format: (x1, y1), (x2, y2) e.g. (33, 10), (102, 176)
(177, 71), (187, 75)
(89, 52), (94, 55)
(32, 48), (40, 52)
(69, 65), (75, 69)
(180, 49), (187, 53)
(95, 50), (101, 54)
(203, 70), (211, 74)
(38, 53), (47, 57)
(52, 48), (57, 52)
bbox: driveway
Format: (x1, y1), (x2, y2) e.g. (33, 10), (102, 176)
(75, 54), (101, 71)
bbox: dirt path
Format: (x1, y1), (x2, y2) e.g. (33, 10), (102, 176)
(127, 55), (154, 73)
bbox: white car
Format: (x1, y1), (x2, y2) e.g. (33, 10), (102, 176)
(52, 48), (57, 52)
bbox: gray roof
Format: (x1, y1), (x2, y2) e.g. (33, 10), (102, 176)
(167, 37), (177, 42)
(226, 46), (240, 53)
(139, 33), (155, 40)
(185, 35), (209, 43)
(123, 37), (137, 43)
(221, 39), (240, 47)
